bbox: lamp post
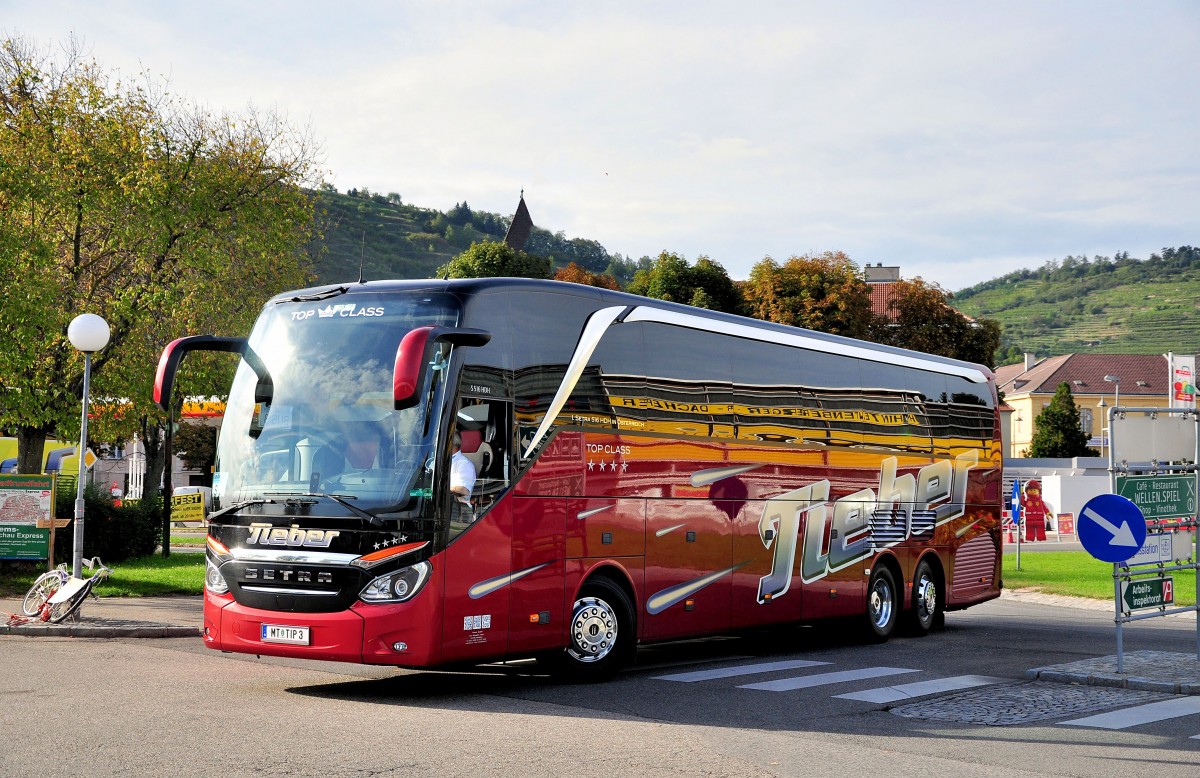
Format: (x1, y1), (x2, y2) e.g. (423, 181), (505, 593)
(1104, 374), (1121, 409)
(67, 313), (110, 578)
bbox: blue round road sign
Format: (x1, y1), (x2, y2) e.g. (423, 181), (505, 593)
(1077, 493), (1147, 563)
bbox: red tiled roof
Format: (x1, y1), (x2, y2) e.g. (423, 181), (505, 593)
(868, 283), (898, 320)
(996, 354), (1170, 396)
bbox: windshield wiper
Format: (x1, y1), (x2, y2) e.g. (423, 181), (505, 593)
(208, 498), (277, 521)
(264, 491), (383, 526)
(282, 286), (348, 303)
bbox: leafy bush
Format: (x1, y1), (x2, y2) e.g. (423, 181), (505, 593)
(51, 483), (162, 564)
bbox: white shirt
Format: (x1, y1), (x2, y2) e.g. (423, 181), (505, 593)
(450, 450), (477, 503)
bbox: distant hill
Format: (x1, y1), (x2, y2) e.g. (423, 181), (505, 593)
(952, 246), (1200, 359)
(309, 189), (1192, 360)
(308, 188), (635, 285)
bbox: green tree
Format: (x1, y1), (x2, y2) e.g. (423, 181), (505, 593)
(0, 36), (319, 488)
(438, 239), (551, 279)
(873, 278), (1002, 365)
(1029, 383), (1099, 457)
(626, 251), (743, 314)
(743, 251), (873, 337)
(173, 420), (217, 482)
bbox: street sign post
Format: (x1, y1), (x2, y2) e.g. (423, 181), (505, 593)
(1077, 493), (1147, 564)
(1010, 479), (1022, 569)
(1121, 577), (1174, 612)
(1106, 404), (1200, 672)
(1116, 475), (1197, 521)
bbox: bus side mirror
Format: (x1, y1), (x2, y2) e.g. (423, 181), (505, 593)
(393, 327), (491, 410)
(154, 336), (250, 411)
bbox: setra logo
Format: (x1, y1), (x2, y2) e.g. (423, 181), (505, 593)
(246, 522), (340, 548)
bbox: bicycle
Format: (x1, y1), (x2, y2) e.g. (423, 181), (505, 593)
(39, 558), (113, 624)
(21, 563), (71, 617)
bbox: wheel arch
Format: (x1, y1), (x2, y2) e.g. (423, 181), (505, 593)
(573, 561), (640, 640)
(871, 550), (904, 591)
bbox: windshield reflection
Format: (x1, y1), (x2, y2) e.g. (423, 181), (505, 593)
(212, 292), (458, 514)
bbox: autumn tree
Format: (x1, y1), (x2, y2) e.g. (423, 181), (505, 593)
(1029, 383), (1099, 457)
(0, 36), (320, 488)
(742, 251), (873, 337)
(626, 252), (743, 314)
(438, 239), (551, 279)
(872, 278), (1002, 365)
(553, 262), (620, 290)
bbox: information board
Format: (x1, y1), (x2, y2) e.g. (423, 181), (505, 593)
(0, 474), (56, 559)
(1116, 475), (1197, 520)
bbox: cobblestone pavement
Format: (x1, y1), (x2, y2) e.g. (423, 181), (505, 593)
(891, 681), (1171, 726)
(891, 589), (1200, 725)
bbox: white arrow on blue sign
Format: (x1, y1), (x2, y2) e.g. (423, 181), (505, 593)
(1077, 493), (1148, 563)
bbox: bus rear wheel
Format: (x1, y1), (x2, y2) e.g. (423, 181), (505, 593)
(864, 566), (897, 642)
(546, 577), (635, 681)
(907, 559), (942, 636)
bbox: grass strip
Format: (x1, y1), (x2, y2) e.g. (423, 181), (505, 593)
(1004, 551), (1196, 606)
(1, 553), (205, 598)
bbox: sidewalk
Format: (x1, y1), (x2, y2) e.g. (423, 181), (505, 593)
(0, 595), (201, 638)
(1004, 587), (1200, 695)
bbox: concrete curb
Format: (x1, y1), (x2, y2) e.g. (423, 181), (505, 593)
(1, 595), (202, 639)
(0, 620), (200, 638)
(1025, 650), (1200, 695)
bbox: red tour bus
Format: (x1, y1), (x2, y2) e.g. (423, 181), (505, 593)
(155, 278), (1003, 678)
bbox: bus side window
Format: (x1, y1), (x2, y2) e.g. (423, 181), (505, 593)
(456, 400), (513, 511)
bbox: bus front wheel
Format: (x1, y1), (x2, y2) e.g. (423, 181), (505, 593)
(548, 577), (635, 681)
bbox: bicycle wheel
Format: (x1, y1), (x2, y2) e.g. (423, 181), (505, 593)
(46, 582), (91, 624)
(21, 571), (67, 617)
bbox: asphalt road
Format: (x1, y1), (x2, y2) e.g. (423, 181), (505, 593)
(3, 592), (1199, 777)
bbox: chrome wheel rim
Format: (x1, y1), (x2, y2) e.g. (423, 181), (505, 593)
(915, 574), (937, 625)
(567, 596), (617, 663)
(869, 577), (894, 630)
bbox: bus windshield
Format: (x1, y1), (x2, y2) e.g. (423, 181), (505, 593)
(212, 291), (460, 513)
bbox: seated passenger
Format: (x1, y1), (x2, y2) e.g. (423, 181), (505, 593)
(450, 431), (477, 523)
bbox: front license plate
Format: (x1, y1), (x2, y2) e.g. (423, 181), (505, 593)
(261, 624), (310, 645)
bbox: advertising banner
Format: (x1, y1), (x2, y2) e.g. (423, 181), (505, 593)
(0, 474), (56, 559)
(1172, 355), (1196, 407)
(170, 491), (206, 524)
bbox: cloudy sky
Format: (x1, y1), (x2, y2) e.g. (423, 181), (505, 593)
(7, 1), (1197, 290)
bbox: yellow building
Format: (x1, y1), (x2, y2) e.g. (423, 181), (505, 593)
(995, 353), (1177, 459)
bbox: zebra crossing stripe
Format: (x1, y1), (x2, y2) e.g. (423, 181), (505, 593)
(652, 659), (831, 682)
(1062, 697), (1200, 729)
(834, 675), (1009, 703)
(739, 666), (919, 692)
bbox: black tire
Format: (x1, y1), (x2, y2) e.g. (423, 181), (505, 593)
(864, 565), (898, 642)
(46, 583), (90, 624)
(906, 559), (942, 636)
(21, 571), (66, 617)
(546, 577), (636, 681)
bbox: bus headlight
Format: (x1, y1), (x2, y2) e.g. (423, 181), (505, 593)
(360, 560), (431, 603)
(205, 559), (230, 595)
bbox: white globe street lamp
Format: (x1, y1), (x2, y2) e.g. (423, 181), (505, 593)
(67, 313), (110, 578)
